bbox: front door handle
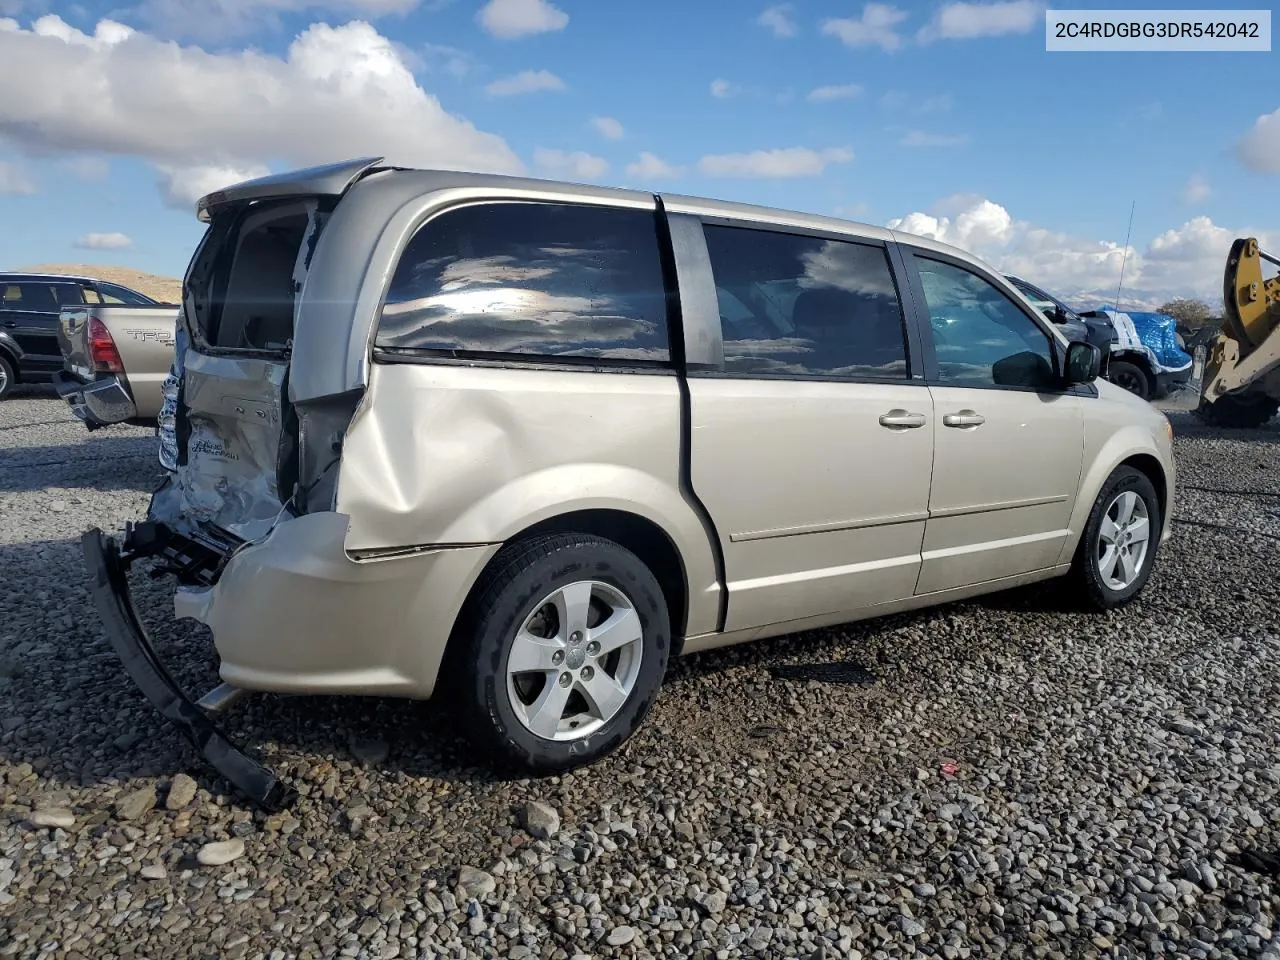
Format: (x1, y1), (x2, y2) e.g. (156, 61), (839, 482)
(878, 409), (927, 429)
(943, 410), (986, 428)
(2, 321), (15, 328)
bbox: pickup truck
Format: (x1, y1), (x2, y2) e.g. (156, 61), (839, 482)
(1, 272), (168, 400)
(54, 302), (178, 429)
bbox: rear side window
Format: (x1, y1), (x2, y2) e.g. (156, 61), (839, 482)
(97, 282), (156, 306)
(377, 202), (670, 363)
(52, 284), (85, 306)
(2, 283), (58, 312)
(701, 224), (908, 379)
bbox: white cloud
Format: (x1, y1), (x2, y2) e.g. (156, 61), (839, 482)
(1142, 216), (1269, 300)
(710, 78), (736, 99)
(900, 130), (969, 147)
(477, 0), (568, 39)
(917, 0), (1041, 42)
(1238, 107), (1280, 173)
(887, 193), (1266, 305)
(757, 4), (797, 37)
(808, 84), (864, 102)
(157, 162), (272, 209)
(419, 42), (478, 78)
(532, 147), (608, 181)
(590, 116), (625, 141)
(134, 0), (420, 41)
(1183, 174), (1211, 204)
(75, 231), (133, 250)
(697, 146), (854, 179)
(624, 152), (684, 180)
(0, 17), (523, 210)
(485, 68), (565, 96)
(822, 3), (908, 52)
(0, 160), (36, 194)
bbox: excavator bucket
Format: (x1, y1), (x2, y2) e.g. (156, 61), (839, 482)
(1197, 238), (1280, 427)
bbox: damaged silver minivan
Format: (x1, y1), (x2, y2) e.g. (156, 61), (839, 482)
(85, 157), (1176, 808)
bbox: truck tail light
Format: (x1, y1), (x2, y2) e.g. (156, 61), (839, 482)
(88, 317), (125, 373)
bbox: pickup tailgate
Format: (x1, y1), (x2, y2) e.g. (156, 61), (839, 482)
(58, 304), (178, 419)
(58, 306), (95, 381)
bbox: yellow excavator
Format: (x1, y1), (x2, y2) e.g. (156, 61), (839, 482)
(1195, 237), (1280, 428)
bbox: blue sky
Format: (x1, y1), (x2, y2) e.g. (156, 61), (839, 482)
(0, 0), (1276, 306)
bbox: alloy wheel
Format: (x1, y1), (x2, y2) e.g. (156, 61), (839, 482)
(1096, 490), (1151, 591)
(505, 580), (644, 741)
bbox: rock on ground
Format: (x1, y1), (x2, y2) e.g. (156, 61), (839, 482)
(197, 838), (246, 866)
(165, 772), (198, 810)
(114, 785), (156, 821)
(520, 800), (560, 839)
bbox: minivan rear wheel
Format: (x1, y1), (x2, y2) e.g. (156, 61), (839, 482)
(454, 533), (670, 773)
(1069, 466), (1161, 610)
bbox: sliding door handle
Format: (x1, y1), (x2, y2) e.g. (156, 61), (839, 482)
(943, 410), (986, 428)
(878, 409), (927, 429)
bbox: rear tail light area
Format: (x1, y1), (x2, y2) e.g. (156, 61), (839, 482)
(88, 317), (125, 373)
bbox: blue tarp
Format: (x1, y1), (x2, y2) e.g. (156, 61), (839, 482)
(1093, 306), (1194, 375)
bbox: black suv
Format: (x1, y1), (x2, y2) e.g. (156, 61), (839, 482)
(0, 273), (157, 399)
(1005, 274), (1118, 357)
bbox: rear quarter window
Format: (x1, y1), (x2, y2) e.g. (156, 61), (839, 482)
(376, 201), (671, 364)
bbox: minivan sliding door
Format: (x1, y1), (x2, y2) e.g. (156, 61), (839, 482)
(669, 215), (934, 633)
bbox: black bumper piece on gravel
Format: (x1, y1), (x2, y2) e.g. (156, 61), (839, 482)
(82, 528), (297, 812)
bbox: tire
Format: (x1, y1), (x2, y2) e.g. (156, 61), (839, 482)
(1069, 466), (1162, 610)
(0, 354), (14, 400)
(452, 532), (670, 773)
(1107, 360), (1151, 400)
(1193, 393), (1280, 429)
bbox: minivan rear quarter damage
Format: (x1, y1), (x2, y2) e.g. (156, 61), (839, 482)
(85, 161), (722, 805)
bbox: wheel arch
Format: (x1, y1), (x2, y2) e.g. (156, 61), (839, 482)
(1119, 452), (1168, 526)
(515, 509), (690, 651)
(0, 333), (22, 380)
(1059, 431), (1173, 564)
(442, 508), (694, 690)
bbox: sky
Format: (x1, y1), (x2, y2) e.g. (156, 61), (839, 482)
(0, 0), (1277, 310)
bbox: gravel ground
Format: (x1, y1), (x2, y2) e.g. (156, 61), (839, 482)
(2, 387), (1280, 960)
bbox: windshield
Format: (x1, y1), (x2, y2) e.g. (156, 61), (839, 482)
(1008, 277), (1081, 323)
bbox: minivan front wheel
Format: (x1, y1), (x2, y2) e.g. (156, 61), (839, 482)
(1070, 466), (1162, 609)
(455, 533), (670, 772)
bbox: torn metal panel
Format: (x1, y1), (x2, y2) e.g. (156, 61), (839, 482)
(151, 345), (290, 542)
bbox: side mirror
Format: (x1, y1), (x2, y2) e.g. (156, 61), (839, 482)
(1064, 340), (1101, 385)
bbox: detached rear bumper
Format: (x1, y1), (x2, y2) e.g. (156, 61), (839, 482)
(81, 527), (296, 811)
(54, 371), (137, 429)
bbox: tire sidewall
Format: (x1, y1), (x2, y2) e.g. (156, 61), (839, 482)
(1108, 361), (1150, 401)
(1079, 468), (1161, 605)
(472, 541), (669, 770)
(0, 355), (14, 400)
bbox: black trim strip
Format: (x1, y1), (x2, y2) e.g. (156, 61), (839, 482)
(656, 197), (729, 636)
(371, 348), (676, 376)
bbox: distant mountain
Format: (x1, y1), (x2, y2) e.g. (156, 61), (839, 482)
(1062, 288), (1178, 314)
(14, 264), (182, 304)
